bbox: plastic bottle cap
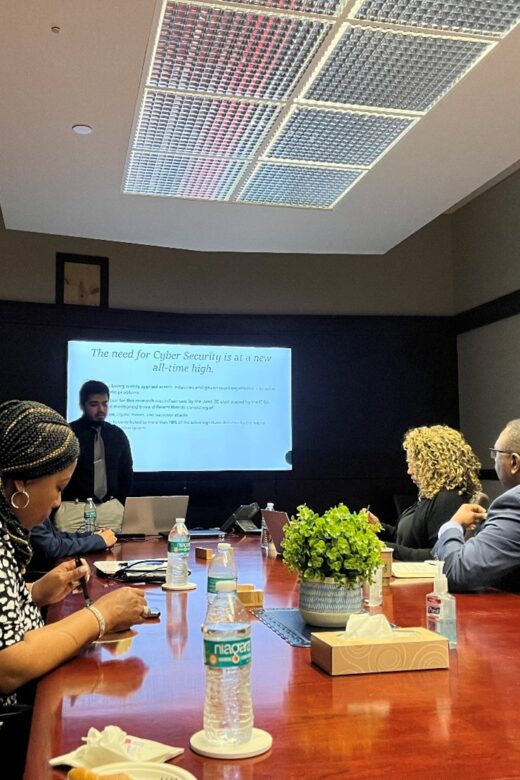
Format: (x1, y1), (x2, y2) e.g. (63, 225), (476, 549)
(434, 560), (448, 594)
(215, 581), (236, 593)
(175, 518), (185, 524)
(217, 542), (231, 551)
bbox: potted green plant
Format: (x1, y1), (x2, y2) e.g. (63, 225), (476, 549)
(281, 503), (383, 627)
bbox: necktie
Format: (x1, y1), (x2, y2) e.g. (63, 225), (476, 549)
(93, 428), (108, 501)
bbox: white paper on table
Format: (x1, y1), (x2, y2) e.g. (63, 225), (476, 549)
(49, 725), (184, 768)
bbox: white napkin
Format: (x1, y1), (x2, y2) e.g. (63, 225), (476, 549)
(340, 613), (394, 639)
(49, 724), (184, 768)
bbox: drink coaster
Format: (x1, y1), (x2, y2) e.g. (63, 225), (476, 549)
(190, 727), (272, 759)
(162, 582), (197, 591)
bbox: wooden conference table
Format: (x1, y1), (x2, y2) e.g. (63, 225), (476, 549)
(25, 537), (520, 780)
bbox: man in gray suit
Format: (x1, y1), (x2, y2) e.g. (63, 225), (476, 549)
(433, 419), (520, 592)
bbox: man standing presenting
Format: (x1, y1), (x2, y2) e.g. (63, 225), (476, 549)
(55, 380), (133, 532)
(433, 419), (520, 592)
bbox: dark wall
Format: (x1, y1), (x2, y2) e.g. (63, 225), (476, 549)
(0, 300), (459, 525)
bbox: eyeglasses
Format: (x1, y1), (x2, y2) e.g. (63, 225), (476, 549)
(489, 448), (518, 460)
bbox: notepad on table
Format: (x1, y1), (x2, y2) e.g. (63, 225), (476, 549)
(392, 561), (437, 578)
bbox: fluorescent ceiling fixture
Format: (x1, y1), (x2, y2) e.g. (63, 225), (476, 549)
(123, 0), (520, 209)
(237, 161), (364, 207)
(303, 25), (492, 112)
(265, 106), (417, 167)
(351, 0), (520, 36)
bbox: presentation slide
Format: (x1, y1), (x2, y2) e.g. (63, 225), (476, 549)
(67, 340), (292, 472)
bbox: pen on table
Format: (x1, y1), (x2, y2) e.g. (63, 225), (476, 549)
(74, 555), (92, 606)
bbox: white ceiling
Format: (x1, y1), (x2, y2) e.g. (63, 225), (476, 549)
(1, 0), (519, 254)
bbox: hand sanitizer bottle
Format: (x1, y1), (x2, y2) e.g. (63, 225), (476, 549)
(426, 561), (457, 649)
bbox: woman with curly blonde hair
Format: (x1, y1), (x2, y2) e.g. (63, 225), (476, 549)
(368, 425), (481, 561)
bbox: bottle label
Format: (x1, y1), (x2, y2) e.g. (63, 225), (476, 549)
(168, 541), (190, 554)
(84, 510), (97, 519)
(207, 576), (237, 593)
(204, 637), (252, 668)
(426, 594), (442, 628)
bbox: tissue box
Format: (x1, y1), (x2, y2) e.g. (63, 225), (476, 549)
(311, 627), (449, 676)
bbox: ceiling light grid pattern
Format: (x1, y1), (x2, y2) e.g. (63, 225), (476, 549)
(123, 0), (519, 208)
(304, 25), (492, 112)
(150, 2), (331, 100)
(265, 106), (416, 166)
(217, 0), (346, 15)
(134, 90), (280, 158)
(125, 150), (247, 199)
(237, 162), (364, 207)
(351, 0), (520, 37)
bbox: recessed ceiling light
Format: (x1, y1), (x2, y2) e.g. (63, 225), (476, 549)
(72, 124), (92, 135)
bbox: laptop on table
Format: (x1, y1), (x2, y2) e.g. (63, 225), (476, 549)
(262, 509), (290, 555)
(118, 496), (189, 538)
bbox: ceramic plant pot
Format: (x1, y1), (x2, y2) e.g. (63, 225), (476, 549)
(299, 577), (362, 627)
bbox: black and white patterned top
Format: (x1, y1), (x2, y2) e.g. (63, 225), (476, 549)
(0, 524), (43, 706)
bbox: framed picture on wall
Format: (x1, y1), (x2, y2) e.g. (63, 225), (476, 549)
(56, 253), (109, 307)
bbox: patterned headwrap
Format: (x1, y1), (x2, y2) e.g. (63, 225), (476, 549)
(0, 400), (79, 479)
(0, 400), (79, 571)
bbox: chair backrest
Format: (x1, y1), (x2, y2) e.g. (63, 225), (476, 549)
(0, 704), (33, 777)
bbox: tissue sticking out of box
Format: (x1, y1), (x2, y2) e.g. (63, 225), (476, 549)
(49, 725), (184, 768)
(340, 613), (394, 640)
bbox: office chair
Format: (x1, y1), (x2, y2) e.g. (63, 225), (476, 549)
(0, 703), (33, 778)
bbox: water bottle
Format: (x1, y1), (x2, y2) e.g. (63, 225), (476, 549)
(260, 502), (274, 551)
(166, 518), (190, 588)
(207, 542), (237, 603)
(202, 580), (253, 745)
(83, 498), (97, 533)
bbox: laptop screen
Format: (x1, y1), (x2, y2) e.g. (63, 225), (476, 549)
(121, 496), (189, 536)
(262, 510), (290, 555)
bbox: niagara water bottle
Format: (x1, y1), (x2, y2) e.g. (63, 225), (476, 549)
(83, 498), (97, 533)
(207, 543), (237, 603)
(260, 502), (274, 551)
(202, 580), (253, 745)
(166, 518), (191, 587)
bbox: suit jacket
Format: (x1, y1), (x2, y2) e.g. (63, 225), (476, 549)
(433, 484), (520, 592)
(30, 517), (107, 564)
(62, 416), (133, 505)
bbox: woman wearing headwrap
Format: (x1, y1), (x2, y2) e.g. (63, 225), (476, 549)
(0, 400), (147, 709)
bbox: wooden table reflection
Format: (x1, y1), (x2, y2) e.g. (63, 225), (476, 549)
(25, 537), (520, 779)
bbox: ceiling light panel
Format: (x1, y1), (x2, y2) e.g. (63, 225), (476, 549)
(237, 162), (364, 207)
(351, 0), (520, 37)
(266, 106), (415, 166)
(220, 0), (346, 16)
(149, 2), (331, 101)
(125, 150), (247, 199)
(134, 90), (280, 159)
(304, 25), (491, 112)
